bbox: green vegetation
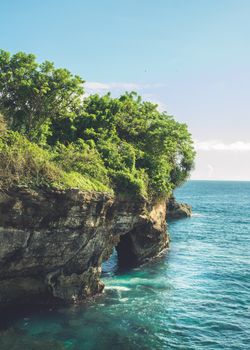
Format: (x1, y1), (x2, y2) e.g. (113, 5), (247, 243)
(0, 50), (83, 144)
(0, 50), (195, 198)
(0, 131), (111, 192)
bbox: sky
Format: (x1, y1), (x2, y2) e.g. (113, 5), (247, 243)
(0, 0), (250, 180)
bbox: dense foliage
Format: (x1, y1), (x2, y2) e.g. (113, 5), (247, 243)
(0, 50), (195, 198)
(0, 50), (83, 143)
(0, 130), (111, 192)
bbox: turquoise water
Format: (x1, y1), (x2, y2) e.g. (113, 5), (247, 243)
(1, 181), (250, 349)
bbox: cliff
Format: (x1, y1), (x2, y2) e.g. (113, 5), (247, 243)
(0, 187), (169, 305)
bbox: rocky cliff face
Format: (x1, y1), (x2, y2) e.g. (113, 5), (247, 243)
(166, 196), (192, 220)
(0, 188), (169, 305)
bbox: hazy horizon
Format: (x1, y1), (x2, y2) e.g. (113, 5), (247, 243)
(1, 0), (249, 181)
(188, 179), (250, 182)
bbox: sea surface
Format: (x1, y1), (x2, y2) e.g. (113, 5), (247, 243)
(0, 181), (250, 349)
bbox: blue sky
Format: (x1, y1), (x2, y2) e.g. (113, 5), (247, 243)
(1, 0), (250, 180)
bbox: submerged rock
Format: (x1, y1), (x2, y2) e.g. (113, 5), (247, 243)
(166, 196), (192, 220)
(0, 188), (169, 305)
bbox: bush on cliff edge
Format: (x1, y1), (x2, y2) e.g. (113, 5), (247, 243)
(0, 131), (112, 193)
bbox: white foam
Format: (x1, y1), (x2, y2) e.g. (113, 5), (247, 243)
(119, 298), (129, 302)
(105, 285), (131, 291)
(192, 213), (205, 217)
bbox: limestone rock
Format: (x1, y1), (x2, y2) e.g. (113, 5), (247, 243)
(0, 187), (169, 305)
(166, 196), (192, 220)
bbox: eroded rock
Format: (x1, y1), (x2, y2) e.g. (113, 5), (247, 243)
(0, 188), (169, 305)
(166, 196), (192, 220)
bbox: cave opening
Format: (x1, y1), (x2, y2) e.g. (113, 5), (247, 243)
(115, 232), (138, 269)
(102, 232), (138, 274)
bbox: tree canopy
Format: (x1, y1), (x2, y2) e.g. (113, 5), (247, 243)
(0, 49), (195, 198)
(0, 50), (83, 143)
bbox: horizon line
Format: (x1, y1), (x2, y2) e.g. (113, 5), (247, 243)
(189, 179), (250, 182)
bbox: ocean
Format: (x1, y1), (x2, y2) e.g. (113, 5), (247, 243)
(1, 181), (250, 349)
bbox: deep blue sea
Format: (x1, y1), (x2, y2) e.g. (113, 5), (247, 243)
(1, 181), (250, 349)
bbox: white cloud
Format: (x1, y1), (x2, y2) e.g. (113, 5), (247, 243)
(195, 140), (250, 152)
(207, 164), (214, 178)
(85, 81), (166, 91)
(85, 82), (110, 90)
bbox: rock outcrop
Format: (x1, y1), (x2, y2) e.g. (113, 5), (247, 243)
(116, 200), (168, 267)
(0, 187), (169, 305)
(166, 196), (192, 219)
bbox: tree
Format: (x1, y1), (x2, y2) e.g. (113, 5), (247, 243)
(0, 49), (195, 198)
(0, 50), (84, 143)
(49, 92), (196, 197)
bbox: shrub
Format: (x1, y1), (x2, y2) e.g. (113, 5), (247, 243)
(52, 140), (110, 187)
(0, 131), (112, 193)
